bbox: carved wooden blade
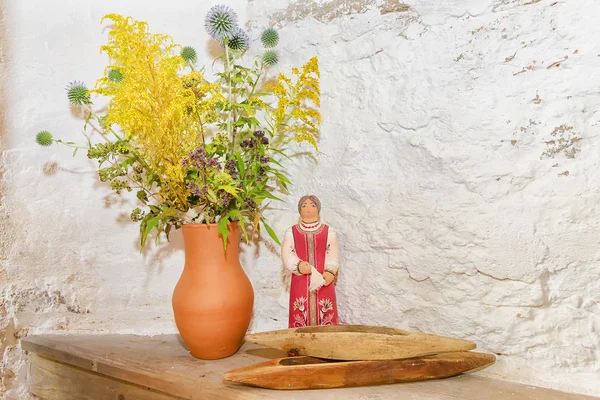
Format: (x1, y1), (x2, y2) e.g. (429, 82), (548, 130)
(223, 351), (496, 390)
(244, 324), (477, 361)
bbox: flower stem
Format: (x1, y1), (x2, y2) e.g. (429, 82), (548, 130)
(55, 140), (88, 149)
(224, 41), (232, 139)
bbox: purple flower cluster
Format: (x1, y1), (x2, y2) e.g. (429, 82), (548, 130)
(240, 138), (256, 148)
(219, 192), (234, 206)
(258, 155), (270, 164)
(225, 159), (238, 176)
(188, 182), (208, 197)
(255, 166), (268, 183)
(253, 130), (269, 145)
(245, 199), (257, 211)
(240, 131), (269, 149)
(182, 147), (221, 170)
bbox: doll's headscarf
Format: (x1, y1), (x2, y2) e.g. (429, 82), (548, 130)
(297, 195), (321, 214)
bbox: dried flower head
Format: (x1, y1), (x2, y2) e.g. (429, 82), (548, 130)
(35, 131), (53, 147)
(262, 50), (278, 66)
(108, 69), (123, 84)
(180, 46), (197, 64)
(205, 5), (237, 41)
(66, 81), (91, 105)
(261, 28), (279, 48)
(227, 27), (249, 51)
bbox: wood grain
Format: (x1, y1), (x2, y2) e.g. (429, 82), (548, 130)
(223, 351), (497, 390)
(244, 324), (477, 360)
(22, 334), (599, 400)
(29, 354), (178, 400)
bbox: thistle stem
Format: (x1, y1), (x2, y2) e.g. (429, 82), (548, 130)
(55, 140), (87, 149)
(224, 41), (232, 139)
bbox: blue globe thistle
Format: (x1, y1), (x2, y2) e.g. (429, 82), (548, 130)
(65, 81), (91, 105)
(35, 131), (53, 147)
(108, 69), (123, 84)
(261, 28), (279, 48)
(226, 27), (249, 51)
(205, 5), (237, 41)
(180, 46), (197, 64)
(262, 50), (278, 66)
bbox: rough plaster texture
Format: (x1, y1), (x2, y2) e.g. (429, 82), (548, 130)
(1, 0), (599, 398)
(0, 1), (248, 398)
(245, 0), (600, 396)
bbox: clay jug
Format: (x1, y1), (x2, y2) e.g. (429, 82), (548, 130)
(172, 221), (254, 359)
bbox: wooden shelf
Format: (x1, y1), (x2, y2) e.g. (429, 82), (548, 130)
(22, 334), (598, 400)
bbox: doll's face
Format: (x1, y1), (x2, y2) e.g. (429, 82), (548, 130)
(300, 199), (319, 221)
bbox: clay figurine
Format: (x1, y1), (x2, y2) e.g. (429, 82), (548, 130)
(281, 195), (339, 327)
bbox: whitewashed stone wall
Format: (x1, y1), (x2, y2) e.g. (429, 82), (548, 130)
(245, 0), (600, 396)
(1, 0), (599, 398)
(0, 1), (249, 398)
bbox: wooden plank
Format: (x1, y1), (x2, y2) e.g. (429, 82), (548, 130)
(29, 354), (179, 400)
(223, 351), (496, 389)
(22, 334), (599, 400)
(244, 324), (477, 360)
(22, 334), (266, 399)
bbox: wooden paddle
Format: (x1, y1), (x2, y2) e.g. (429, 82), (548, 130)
(223, 351), (496, 390)
(244, 324), (477, 361)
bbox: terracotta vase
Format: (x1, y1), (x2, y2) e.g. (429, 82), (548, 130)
(172, 221), (254, 359)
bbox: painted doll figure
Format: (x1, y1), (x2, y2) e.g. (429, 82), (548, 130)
(281, 195), (339, 327)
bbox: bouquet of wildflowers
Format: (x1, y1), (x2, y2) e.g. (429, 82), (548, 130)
(36, 6), (321, 249)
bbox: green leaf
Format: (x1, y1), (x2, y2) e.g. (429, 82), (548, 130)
(233, 64), (251, 72)
(146, 172), (159, 186)
(227, 209), (242, 222)
(235, 153), (245, 176)
(72, 147), (78, 157)
(234, 118), (248, 128)
(220, 185), (239, 197)
(239, 103), (255, 117)
(119, 158), (135, 169)
(136, 190), (148, 204)
(218, 217), (230, 250)
(228, 210), (249, 243)
(258, 191), (283, 202)
(261, 219), (281, 246)
(239, 214), (250, 243)
(185, 168), (200, 179)
(140, 215), (160, 250)
(207, 188), (218, 203)
(269, 158), (284, 168)
(269, 148), (292, 161)
(273, 171), (291, 190)
(273, 171), (291, 185)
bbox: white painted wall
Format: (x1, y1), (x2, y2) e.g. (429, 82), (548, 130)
(0, 1), (248, 398)
(1, 0), (599, 398)
(245, 0), (600, 396)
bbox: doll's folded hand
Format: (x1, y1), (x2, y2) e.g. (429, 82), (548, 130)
(322, 271), (335, 286)
(298, 261), (312, 274)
